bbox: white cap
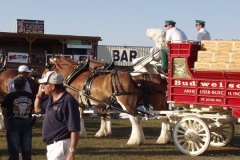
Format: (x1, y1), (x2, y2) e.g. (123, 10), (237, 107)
(38, 71), (64, 84)
(18, 65), (32, 72)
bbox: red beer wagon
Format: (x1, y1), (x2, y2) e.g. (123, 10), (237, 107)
(166, 41), (240, 155)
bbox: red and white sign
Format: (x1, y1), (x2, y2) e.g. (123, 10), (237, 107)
(8, 52), (28, 63)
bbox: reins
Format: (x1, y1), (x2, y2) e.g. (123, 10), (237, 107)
(48, 56), (138, 107)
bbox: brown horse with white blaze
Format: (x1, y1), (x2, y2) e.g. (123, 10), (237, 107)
(44, 56), (145, 145)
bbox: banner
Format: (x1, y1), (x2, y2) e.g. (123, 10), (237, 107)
(67, 40), (92, 49)
(73, 55), (91, 62)
(16, 19), (44, 34)
(46, 54), (72, 63)
(8, 52), (28, 63)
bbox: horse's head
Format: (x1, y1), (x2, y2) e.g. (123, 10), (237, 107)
(89, 59), (106, 71)
(146, 28), (166, 48)
(44, 55), (79, 79)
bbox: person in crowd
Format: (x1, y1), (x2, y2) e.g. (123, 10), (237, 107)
(34, 71), (80, 160)
(195, 20), (211, 41)
(1, 76), (35, 160)
(9, 65), (32, 93)
(161, 20), (188, 73)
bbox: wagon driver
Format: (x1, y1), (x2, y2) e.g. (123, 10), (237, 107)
(161, 20), (188, 74)
(195, 20), (211, 41)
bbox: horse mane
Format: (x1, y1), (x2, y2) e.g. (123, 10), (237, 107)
(53, 55), (113, 72)
(54, 55), (78, 65)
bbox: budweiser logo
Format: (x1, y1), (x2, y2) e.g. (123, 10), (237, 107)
(174, 80), (240, 89)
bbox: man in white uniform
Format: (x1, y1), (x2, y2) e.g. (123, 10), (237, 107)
(195, 20), (211, 41)
(161, 20), (188, 73)
(8, 65), (32, 93)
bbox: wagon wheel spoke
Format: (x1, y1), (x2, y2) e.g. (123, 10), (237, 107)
(210, 122), (234, 147)
(173, 116), (210, 156)
(176, 135), (185, 138)
(194, 141), (201, 150)
(182, 142), (188, 149)
(177, 130), (185, 135)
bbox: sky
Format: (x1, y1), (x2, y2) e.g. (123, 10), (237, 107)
(0, 0), (240, 47)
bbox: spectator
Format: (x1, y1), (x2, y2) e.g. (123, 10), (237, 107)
(8, 65), (32, 93)
(1, 76), (35, 160)
(195, 20), (211, 41)
(34, 71), (80, 160)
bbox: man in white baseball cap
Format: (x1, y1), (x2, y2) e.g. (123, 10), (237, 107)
(38, 71), (64, 84)
(8, 65), (32, 93)
(34, 71), (80, 160)
(18, 65), (32, 72)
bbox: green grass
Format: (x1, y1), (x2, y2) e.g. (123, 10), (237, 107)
(0, 116), (240, 160)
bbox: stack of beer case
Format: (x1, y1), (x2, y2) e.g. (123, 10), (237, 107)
(194, 40), (240, 71)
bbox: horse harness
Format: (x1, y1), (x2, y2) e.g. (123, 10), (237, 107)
(140, 73), (166, 95)
(135, 72), (166, 106)
(51, 58), (137, 110)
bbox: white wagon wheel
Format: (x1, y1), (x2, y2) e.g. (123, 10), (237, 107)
(173, 116), (210, 156)
(210, 122), (235, 147)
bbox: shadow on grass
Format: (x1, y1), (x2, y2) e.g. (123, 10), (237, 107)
(80, 146), (183, 156)
(203, 149), (240, 156)
(31, 148), (47, 156)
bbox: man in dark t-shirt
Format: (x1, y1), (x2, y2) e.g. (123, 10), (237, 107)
(1, 76), (34, 160)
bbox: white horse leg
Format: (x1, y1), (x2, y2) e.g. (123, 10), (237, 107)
(105, 115), (112, 136)
(127, 115), (145, 145)
(79, 108), (87, 138)
(0, 112), (5, 130)
(95, 116), (107, 137)
(156, 117), (172, 144)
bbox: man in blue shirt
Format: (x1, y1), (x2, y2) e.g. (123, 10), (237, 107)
(34, 71), (80, 160)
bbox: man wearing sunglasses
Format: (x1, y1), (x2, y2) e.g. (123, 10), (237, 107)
(195, 20), (211, 42)
(8, 65), (32, 93)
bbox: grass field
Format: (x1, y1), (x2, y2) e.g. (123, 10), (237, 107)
(0, 116), (240, 160)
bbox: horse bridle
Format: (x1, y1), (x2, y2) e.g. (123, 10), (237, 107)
(47, 57), (79, 71)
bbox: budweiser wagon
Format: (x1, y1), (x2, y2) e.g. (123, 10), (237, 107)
(166, 40), (240, 155)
